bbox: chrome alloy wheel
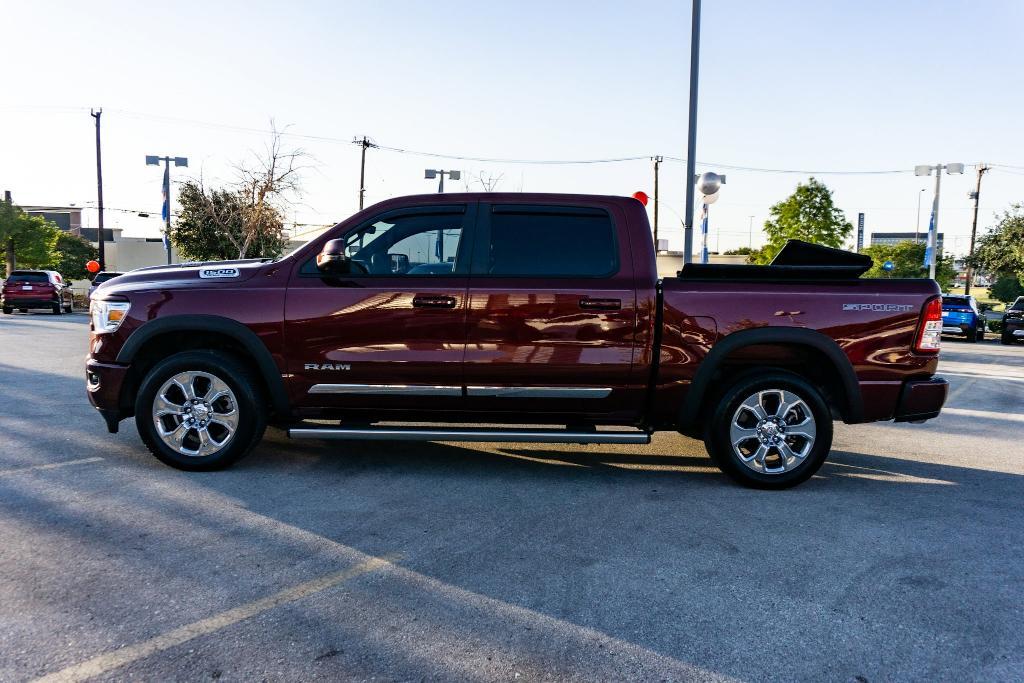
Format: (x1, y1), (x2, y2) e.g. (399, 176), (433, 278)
(729, 389), (817, 475)
(152, 371), (239, 457)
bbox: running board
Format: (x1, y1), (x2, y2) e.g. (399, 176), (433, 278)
(287, 426), (651, 445)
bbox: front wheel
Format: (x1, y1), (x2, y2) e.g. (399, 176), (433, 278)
(704, 372), (833, 489)
(135, 350), (267, 471)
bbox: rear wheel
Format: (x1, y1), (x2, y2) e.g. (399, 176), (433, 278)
(1003, 332), (1015, 345)
(51, 301), (61, 315)
(966, 326), (978, 343)
(2, 306), (10, 315)
(135, 350), (267, 471)
(63, 298), (73, 313)
(704, 372), (833, 489)
(19, 308), (27, 313)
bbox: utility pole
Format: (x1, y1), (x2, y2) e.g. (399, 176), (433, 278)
(91, 109), (106, 270)
(964, 164), (989, 295)
(4, 190), (13, 277)
(652, 156), (663, 249)
(352, 136), (377, 210)
(682, 0), (702, 264)
(748, 215), (755, 249)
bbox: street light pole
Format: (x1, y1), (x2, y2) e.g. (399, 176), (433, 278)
(652, 156), (663, 249)
(915, 162), (963, 280)
(682, 0), (701, 264)
(748, 215), (755, 249)
(964, 164), (989, 296)
(146, 155), (188, 265)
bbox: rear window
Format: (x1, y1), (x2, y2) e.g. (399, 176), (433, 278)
(485, 207), (617, 278)
(942, 296), (969, 307)
(7, 272), (49, 284)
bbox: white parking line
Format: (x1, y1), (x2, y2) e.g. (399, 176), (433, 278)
(32, 555), (396, 683)
(942, 407), (1024, 423)
(0, 457), (103, 477)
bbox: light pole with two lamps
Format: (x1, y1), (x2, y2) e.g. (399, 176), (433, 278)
(914, 162), (963, 280)
(145, 155), (188, 265)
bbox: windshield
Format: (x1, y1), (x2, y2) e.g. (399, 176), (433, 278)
(7, 272), (48, 284)
(1011, 298), (1024, 311)
(94, 272), (123, 284)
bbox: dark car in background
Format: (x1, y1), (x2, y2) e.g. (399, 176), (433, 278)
(87, 271), (125, 302)
(2, 270), (74, 315)
(1002, 296), (1024, 345)
(941, 294), (985, 342)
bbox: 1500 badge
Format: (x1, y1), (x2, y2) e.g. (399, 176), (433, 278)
(199, 267), (240, 279)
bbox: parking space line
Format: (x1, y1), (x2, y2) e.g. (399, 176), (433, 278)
(941, 370), (1024, 384)
(0, 457), (103, 477)
(942, 407), (1024, 423)
(32, 555), (397, 683)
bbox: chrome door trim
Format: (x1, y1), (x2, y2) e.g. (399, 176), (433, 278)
(465, 386), (612, 399)
(308, 384), (462, 396)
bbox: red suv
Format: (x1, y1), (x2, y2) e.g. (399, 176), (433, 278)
(2, 270), (74, 315)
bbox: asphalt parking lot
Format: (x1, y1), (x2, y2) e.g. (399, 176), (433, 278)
(1, 312), (1022, 682)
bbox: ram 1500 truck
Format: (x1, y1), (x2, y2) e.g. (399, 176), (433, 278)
(86, 193), (948, 488)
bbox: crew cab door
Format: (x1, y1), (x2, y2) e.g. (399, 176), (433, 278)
(462, 202), (641, 420)
(284, 204), (475, 413)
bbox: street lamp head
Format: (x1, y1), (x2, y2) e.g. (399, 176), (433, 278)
(424, 169), (437, 179)
(696, 171), (724, 195)
(945, 162), (965, 175)
(914, 165), (933, 177)
(145, 155), (160, 166)
(448, 170), (461, 181)
(173, 157), (189, 168)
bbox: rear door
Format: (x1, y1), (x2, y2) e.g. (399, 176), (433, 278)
(285, 203), (476, 413)
(462, 202), (641, 420)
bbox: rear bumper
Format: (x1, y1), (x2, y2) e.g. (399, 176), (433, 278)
(941, 322), (975, 335)
(893, 377), (948, 423)
(2, 297), (58, 309)
(86, 358), (130, 433)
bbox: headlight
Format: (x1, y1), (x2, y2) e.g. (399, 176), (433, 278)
(90, 299), (131, 334)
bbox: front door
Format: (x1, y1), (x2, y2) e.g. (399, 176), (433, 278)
(285, 204), (475, 415)
(462, 202), (641, 421)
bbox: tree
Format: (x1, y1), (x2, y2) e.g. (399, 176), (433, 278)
(1, 199), (59, 275)
(861, 240), (956, 290)
(990, 273), (1024, 304)
(48, 232), (98, 280)
(169, 127), (301, 261)
(966, 203), (1024, 282)
(750, 177), (853, 264)
(723, 246), (754, 256)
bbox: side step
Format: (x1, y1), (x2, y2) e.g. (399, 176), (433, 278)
(287, 426), (651, 445)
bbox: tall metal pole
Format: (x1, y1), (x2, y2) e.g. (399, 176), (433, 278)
(682, 0), (701, 264)
(438, 171), (445, 193)
(164, 158), (172, 265)
(964, 164), (989, 295)
(748, 215), (754, 249)
(928, 166), (942, 280)
(91, 109), (106, 271)
(4, 190), (14, 277)
(652, 156), (662, 249)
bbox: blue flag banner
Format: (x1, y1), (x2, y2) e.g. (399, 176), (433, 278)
(161, 164), (170, 222)
(923, 211), (935, 267)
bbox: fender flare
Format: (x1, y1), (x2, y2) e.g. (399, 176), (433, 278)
(678, 327), (863, 430)
(116, 315), (289, 415)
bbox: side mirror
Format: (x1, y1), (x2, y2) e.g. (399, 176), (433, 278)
(316, 239), (353, 275)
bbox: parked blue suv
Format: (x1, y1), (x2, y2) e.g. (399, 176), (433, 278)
(941, 294), (985, 343)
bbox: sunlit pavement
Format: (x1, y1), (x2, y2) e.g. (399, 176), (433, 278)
(1, 313), (1022, 682)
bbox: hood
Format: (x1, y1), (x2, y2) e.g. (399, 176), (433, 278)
(93, 259), (271, 297)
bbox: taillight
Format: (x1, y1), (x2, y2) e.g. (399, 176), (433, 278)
(915, 297), (942, 353)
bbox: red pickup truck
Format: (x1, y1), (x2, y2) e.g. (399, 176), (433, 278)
(85, 193), (947, 488)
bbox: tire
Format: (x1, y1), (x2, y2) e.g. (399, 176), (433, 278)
(63, 298), (73, 313)
(966, 326), (978, 343)
(977, 325), (986, 341)
(2, 306), (10, 315)
(51, 301), (62, 315)
(703, 371), (833, 489)
(19, 308), (27, 313)
(1003, 333), (1015, 345)
(134, 350), (267, 471)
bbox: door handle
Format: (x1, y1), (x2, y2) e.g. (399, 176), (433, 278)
(413, 295), (458, 309)
(579, 297), (621, 311)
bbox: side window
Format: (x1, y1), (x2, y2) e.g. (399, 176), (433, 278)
(484, 207), (617, 277)
(308, 211), (464, 277)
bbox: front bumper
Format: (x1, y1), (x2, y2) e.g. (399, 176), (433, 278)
(893, 377), (948, 423)
(86, 358), (130, 433)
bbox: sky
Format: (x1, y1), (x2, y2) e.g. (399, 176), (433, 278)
(2, 0), (1023, 255)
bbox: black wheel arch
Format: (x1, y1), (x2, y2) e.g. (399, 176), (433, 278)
(115, 315), (289, 416)
(677, 327), (863, 433)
